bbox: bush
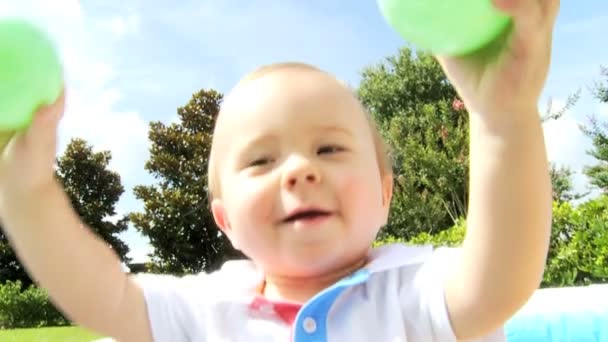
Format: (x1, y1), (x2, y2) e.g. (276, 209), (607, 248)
(374, 217), (465, 248)
(543, 196), (608, 287)
(0, 281), (69, 329)
(408, 217), (466, 247)
(375, 197), (608, 288)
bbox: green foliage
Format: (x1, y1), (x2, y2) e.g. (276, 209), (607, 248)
(372, 235), (406, 248)
(581, 117), (608, 193)
(543, 196), (608, 287)
(408, 217), (466, 247)
(358, 48), (458, 126)
(131, 89), (242, 275)
(0, 138), (129, 288)
(592, 66), (608, 103)
(0, 281), (68, 329)
(374, 217), (465, 248)
(0, 326), (100, 341)
(358, 48), (469, 238)
(540, 66), (608, 287)
(541, 89), (581, 122)
(550, 163), (586, 203)
(0, 235), (31, 290)
(56, 138), (130, 261)
(582, 66), (608, 194)
(375, 195), (608, 288)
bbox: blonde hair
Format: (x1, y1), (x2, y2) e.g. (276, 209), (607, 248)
(207, 62), (392, 200)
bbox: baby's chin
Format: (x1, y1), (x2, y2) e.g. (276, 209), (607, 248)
(266, 248), (370, 279)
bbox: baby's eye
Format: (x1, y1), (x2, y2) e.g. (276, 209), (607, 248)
(317, 145), (344, 155)
(248, 157), (272, 167)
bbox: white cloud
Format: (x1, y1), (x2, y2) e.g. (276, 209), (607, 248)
(0, 0), (83, 22)
(58, 86), (149, 180)
(98, 14), (140, 39)
(543, 117), (589, 167)
(0, 2), (150, 178)
(2, 0), (154, 256)
(3, 1), (151, 183)
(0, 0), (85, 53)
(542, 99), (595, 197)
(599, 103), (608, 119)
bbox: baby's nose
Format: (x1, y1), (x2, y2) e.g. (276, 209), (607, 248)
(287, 171), (318, 187)
(283, 157), (321, 188)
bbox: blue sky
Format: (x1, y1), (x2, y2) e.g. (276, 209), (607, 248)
(2, 1), (607, 263)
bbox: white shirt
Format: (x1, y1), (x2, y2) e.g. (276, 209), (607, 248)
(134, 244), (506, 342)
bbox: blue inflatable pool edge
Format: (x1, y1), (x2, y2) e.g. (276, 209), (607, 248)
(505, 284), (608, 341)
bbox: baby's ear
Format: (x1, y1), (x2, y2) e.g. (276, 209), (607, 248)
(211, 199), (231, 234)
(378, 174), (393, 226)
(381, 173), (393, 208)
(211, 199), (242, 250)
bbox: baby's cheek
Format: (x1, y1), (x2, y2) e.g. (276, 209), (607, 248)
(337, 172), (370, 206)
(337, 170), (385, 222)
(235, 177), (275, 223)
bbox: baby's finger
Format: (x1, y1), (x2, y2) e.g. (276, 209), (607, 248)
(492, 0), (547, 63)
(25, 89), (65, 148)
(494, 0), (543, 34)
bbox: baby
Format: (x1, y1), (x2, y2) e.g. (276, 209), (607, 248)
(0, 0), (558, 341)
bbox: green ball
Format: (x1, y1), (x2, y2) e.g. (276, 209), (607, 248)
(0, 18), (63, 131)
(377, 0), (512, 56)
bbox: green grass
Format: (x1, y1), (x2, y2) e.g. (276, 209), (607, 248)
(0, 326), (102, 342)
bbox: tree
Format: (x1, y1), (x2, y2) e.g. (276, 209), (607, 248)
(541, 89), (581, 123)
(358, 48), (468, 239)
(376, 196), (608, 287)
(0, 235), (30, 287)
(0, 138), (130, 287)
(582, 66), (608, 193)
(550, 163), (586, 203)
(130, 89), (242, 276)
(543, 196), (608, 287)
(593, 66), (608, 103)
(56, 138), (130, 261)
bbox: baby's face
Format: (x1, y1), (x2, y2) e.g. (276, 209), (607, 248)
(211, 68), (392, 277)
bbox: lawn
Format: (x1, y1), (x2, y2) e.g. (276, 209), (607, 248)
(0, 326), (102, 342)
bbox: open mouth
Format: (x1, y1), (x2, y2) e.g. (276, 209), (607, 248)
(282, 209), (332, 223)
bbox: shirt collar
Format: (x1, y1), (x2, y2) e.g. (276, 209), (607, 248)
(219, 243), (434, 295)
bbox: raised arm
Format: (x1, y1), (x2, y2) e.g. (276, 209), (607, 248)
(0, 96), (153, 342)
(436, 0), (559, 339)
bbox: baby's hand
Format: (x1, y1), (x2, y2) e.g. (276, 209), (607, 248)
(437, 0), (560, 118)
(0, 90), (65, 200)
